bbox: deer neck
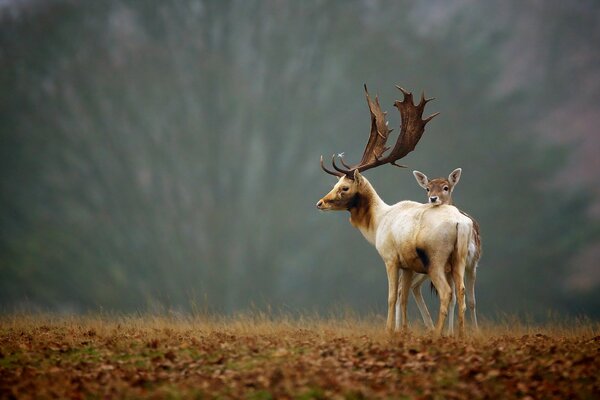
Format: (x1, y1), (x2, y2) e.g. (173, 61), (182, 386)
(348, 179), (388, 245)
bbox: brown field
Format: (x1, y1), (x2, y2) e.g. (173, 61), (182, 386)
(0, 314), (599, 399)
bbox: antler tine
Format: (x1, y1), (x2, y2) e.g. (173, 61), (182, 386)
(339, 156), (352, 169)
(395, 85), (410, 96)
(331, 155), (351, 175)
(423, 91), (436, 102)
(424, 112), (440, 124)
(418, 91), (436, 110)
(320, 155), (344, 177)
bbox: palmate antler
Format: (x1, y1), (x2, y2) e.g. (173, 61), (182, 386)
(320, 84), (439, 178)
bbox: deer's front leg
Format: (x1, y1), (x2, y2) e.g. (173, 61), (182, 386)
(385, 261), (399, 333)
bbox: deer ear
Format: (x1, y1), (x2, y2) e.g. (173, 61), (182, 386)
(448, 168), (462, 186)
(413, 170), (429, 189)
(353, 169), (363, 182)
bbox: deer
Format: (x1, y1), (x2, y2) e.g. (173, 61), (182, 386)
(396, 168), (481, 332)
(316, 85), (473, 337)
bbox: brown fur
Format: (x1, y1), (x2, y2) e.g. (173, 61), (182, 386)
(316, 175), (376, 233)
(349, 192), (374, 231)
(427, 178), (454, 204)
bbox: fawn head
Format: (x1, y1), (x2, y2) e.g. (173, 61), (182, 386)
(413, 168), (462, 205)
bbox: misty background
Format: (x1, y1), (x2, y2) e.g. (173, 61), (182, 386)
(1, 0), (599, 320)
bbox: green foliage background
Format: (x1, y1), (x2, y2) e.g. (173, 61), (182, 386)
(1, 0), (599, 318)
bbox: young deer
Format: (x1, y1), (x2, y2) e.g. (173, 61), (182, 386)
(316, 85), (473, 337)
(395, 168), (481, 332)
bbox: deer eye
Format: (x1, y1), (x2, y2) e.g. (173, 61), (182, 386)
(341, 187), (349, 192)
(443, 186), (449, 191)
(426, 188), (430, 192)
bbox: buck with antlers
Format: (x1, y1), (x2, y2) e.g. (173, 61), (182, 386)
(316, 85), (473, 336)
(395, 168), (482, 333)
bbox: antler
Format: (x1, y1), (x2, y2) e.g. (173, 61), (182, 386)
(320, 84), (438, 178)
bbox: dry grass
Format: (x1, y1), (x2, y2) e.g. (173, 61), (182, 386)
(1, 313), (599, 399)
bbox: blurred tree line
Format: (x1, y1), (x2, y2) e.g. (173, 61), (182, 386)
(1, 0), (599, 319)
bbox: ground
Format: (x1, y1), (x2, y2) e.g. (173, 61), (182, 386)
(0, 315), (599, 399)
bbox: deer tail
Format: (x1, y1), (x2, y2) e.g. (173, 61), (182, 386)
(453, 221), (471, 276)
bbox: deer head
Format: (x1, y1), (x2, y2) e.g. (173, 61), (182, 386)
(316, 169), (365, 211)
(413, 168), (462, 205)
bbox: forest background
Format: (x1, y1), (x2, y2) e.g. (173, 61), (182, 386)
(1, 0), (599, 320)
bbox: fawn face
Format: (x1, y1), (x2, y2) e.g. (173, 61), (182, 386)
(413, 168), (462, 205)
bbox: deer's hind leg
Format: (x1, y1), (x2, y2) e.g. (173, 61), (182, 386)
(385, 261), (400, 333)
(446, 270), (456, 336)
(466, 263), (478, 330)
(395, 278), (402, 332)
(395, 271), (413, 331)
(397, 269), (414, 332)
(428, 264), (452, 337)
(452, 265), (467, 338)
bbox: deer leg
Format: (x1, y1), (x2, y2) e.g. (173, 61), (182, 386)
(385, 261), (399, 333)
(395, 274), (402, 331)
(399, 269), (414, 331)
(452, 266), (467, 338)
(446, 273), (456, 336)
(466, 263), (478, 330)
(395, 293), (401, 331)
(429, 267), (452, 337)
(395, 272), (411, 331)
(411, 274), (434, 330)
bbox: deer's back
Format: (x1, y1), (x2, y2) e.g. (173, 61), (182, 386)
(376, 203), (471, 270)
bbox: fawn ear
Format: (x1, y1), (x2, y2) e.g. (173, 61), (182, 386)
(413, 170), (429, 189)
(448, 168), (462, 187)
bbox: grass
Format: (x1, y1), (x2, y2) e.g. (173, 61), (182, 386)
(0, 313), (599, 399)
